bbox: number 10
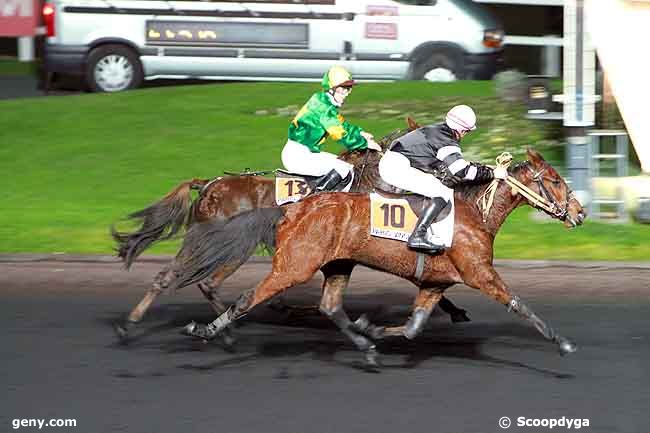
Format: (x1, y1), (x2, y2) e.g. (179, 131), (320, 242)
(380, 204), (405, 228)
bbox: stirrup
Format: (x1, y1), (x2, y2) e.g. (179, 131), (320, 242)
(407, 232), (445, 253)
(407, 240), (445, 253)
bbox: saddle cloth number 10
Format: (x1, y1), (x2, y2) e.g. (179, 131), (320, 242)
(369, 194), (418, 242)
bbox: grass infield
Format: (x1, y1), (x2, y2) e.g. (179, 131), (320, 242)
(1, 80), (647, 260)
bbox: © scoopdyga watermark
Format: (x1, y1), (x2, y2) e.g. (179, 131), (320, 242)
(12, 419), (77, 430)
(499, 416), (590, 429)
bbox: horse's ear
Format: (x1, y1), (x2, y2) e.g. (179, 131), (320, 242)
(406, 116), (421, 131)
(527, 148), (545, 164)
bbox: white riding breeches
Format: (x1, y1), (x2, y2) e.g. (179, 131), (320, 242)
(281, 140), (353, 178)
(378, 150), (454, 201)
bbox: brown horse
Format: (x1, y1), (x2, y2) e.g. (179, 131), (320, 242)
(112, 120), (469, 341)
(174, 149), (586, 366)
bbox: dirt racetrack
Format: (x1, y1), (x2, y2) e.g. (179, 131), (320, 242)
(1, 257), (648, 433)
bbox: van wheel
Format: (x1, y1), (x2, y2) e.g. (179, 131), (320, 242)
(412, 51), (462, 82)
(86, 45), (143, 92)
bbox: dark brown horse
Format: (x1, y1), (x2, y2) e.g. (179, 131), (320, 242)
(174, 149), (586, 366)
(112, 120), (469, 341)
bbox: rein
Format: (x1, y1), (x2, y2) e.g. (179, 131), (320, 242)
(353, 148), (371, 191)
(353, 147), (385, 191)
(477, 152), (571, 222)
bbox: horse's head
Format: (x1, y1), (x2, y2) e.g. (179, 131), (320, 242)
(519, 149), (587, 228)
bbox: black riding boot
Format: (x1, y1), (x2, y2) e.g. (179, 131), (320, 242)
(407, 197), (449, 253)
(314, 169), (344, 193)
(336, 172), (353, 191)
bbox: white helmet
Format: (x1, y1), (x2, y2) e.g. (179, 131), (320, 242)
(446, 105), (477, 132)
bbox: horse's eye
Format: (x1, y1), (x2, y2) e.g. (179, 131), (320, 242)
(552, 179), (562, 185)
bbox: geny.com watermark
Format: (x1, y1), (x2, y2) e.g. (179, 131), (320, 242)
(499, 416), (590, 430)
(12, 419), (77, 430)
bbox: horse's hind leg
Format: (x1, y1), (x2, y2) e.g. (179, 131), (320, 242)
(182, 255), (321, 341)
(462, 265), (577, 355)
(373, 288), (443, 339)
(196, 264), (243, 346)
(114, 263), (175, 341)
(196, 263), (241, 315)
(438, 295), (471, 323)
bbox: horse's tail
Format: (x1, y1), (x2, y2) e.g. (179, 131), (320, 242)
(111, 178), (209, 269)
(171, 207), (284, 291)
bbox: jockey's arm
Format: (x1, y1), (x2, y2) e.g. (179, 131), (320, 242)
(436, 146), (494, 185)
(320, 108), (368, 151)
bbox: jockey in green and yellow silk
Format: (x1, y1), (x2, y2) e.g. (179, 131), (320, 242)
(281, 66), (381, 192)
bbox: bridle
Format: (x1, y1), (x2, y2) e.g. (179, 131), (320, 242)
(478, 154), (578, 224)
(526, 164), (575, 221)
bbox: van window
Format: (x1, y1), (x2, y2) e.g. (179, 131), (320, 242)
(393, 0), (438, 5)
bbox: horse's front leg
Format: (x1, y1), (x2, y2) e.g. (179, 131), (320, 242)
(319, 271), (380, 368)
(462, 264), (577, 355)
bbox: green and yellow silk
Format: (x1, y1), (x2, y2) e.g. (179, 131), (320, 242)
(288, 91), (367, 153)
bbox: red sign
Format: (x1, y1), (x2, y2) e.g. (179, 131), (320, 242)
(365, 23), (398, 40)
(0, 0), (38, 37)
(367, 5), (398, 16)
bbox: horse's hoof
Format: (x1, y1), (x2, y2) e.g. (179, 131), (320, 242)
(353, 315), (385, 340)
(451, 309), (471, 323)
(558, 338), (578, 356)
(364, 346), (380, 370)
(113, 322), (132, 342)
(181, 321), (198, 336)
(364, 324), (385, 340)
(354, 314), (370, 332)
(221, 328), (237, 348)
(267, 299), (289, 313)
(182, 321), (218, 341)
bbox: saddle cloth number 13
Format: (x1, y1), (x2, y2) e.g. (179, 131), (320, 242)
(275, 177), (312, 205)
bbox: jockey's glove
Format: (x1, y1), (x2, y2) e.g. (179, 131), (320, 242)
(493, 167), (508, 180)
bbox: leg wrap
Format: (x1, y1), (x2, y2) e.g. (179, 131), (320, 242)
(403, 307), (432, 340)
(206, 309), (233, 336)
(507, 295), (577, 355)
(184, 308), (234, 340)
(326, 306), (374, 351)
(508, 295), (556, 341)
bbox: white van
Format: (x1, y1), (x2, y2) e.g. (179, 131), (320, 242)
(42, 0), (504, 92)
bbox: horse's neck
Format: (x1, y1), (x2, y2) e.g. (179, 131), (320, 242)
(480, 174), (527, 235)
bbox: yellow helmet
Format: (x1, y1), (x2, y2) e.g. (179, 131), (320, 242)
(321, 66), (355, 91)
